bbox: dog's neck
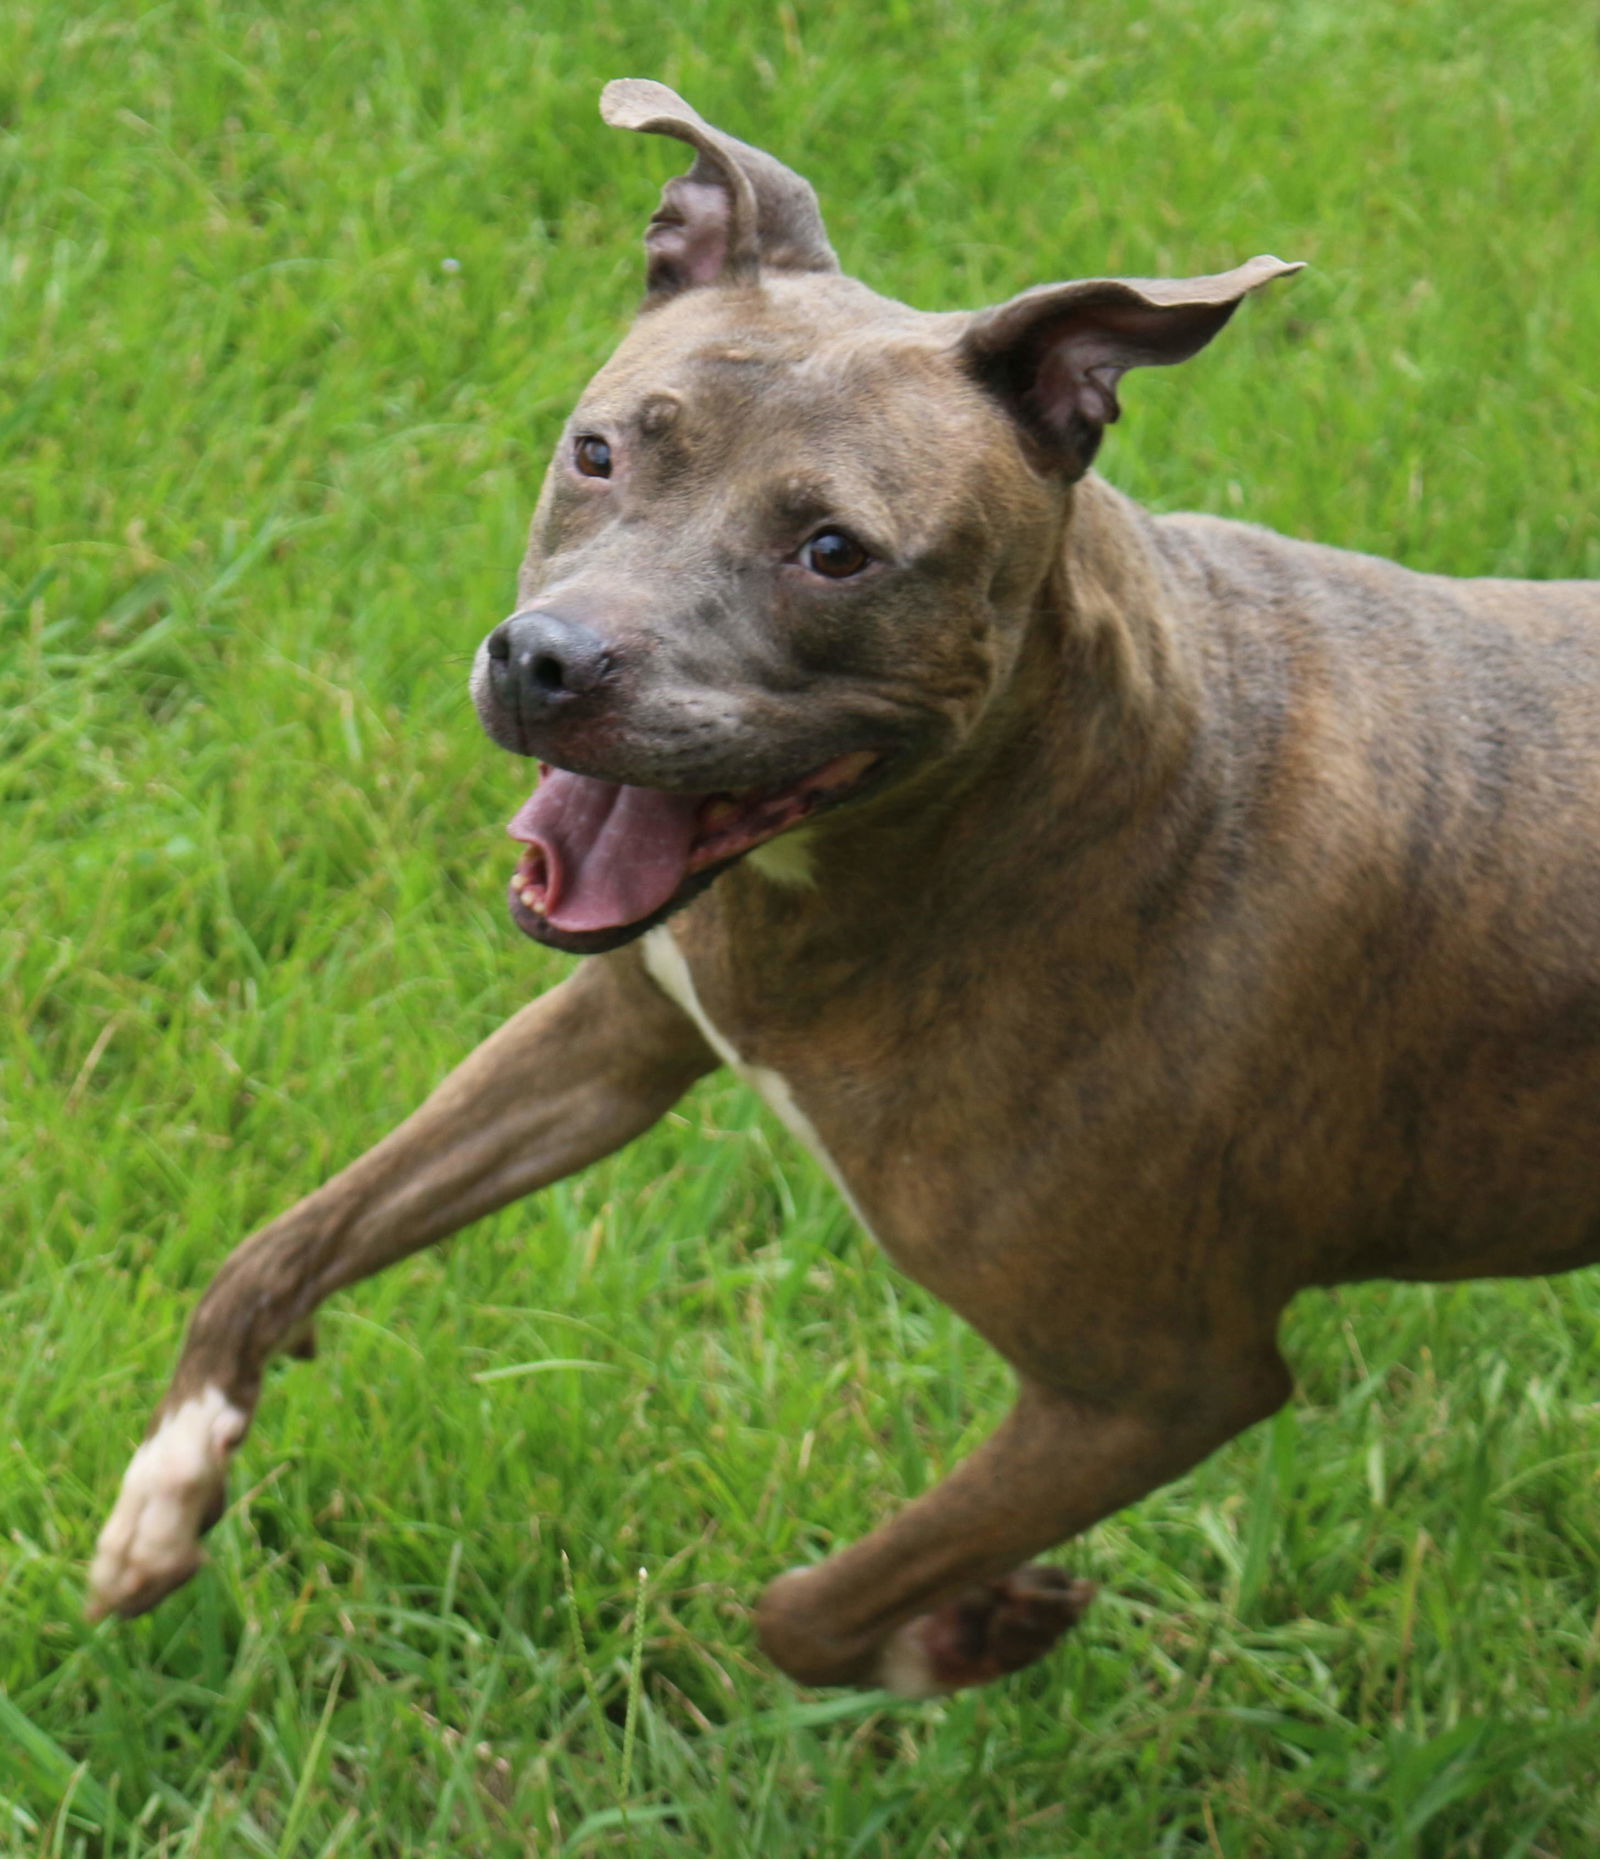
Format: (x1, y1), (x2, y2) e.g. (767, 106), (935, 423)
(1021, 472), (1207, 817)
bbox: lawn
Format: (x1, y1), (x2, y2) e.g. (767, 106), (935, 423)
(4, 0), (1600, 1853)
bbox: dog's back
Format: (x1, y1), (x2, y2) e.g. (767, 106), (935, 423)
(1139, 508), (1600, 1282)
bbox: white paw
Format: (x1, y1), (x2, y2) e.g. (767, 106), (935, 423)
(874, 1619), (951, 1699)
(86, 1386), (248, 1620)
(872, 1569), (1095, 1697)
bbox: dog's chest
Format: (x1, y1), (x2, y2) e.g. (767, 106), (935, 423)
(641, 926), (876, 1235)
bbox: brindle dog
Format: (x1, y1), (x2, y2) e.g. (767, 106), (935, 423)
(89, 81), (1600, 1696)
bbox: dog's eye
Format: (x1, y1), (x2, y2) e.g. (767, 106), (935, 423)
(574, 435), (613, 478)
(800, 529), (871, 579)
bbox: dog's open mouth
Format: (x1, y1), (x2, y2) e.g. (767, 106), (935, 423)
(504, 748), (883, 951)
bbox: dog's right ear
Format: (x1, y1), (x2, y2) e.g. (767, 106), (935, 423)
(601, 79), (839, 302)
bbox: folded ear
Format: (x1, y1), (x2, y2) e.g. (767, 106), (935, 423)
(958, 256), (1304, 475)
(600, 79), (839, 302)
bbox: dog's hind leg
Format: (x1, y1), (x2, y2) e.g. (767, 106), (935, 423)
(86, 949), (714, 1622)
(755, 1353), (1290, 1694)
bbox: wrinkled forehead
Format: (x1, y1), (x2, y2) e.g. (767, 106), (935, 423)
(570, 281), (1003, 549)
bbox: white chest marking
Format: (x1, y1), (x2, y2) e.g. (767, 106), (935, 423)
(641, 927), (873, 1235)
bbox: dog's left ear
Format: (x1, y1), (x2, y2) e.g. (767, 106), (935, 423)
(601, 79), (839, 301)
(958, 256), (1303, 475)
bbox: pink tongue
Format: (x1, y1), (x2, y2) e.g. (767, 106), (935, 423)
(506, 769), (702, 933)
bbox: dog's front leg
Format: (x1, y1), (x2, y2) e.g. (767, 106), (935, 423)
(86, 950), (714, 1621)
(756, 1352), (1290, 1695)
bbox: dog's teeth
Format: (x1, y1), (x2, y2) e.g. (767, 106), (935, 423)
(520, 887), (539, 909)
(702, 798), (739, 829)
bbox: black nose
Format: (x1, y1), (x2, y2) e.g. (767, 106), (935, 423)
(486, 608), (614, 713)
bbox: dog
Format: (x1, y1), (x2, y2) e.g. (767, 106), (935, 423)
(88, 79), (1600, 1697)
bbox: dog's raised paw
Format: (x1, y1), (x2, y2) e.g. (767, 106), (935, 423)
(876, 1565), (1095, 1697)
(85, 1386), (247, 1621)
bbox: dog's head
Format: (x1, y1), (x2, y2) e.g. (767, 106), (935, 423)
(473, 80), (1299, 953)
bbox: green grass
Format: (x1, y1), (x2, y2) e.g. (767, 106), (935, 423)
(5, 0), (1600, 1852)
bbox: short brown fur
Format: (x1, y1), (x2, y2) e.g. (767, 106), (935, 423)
(90, 83), (1600, 1695)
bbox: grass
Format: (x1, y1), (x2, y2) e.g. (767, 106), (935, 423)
(4, 0), (1600, 1851)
